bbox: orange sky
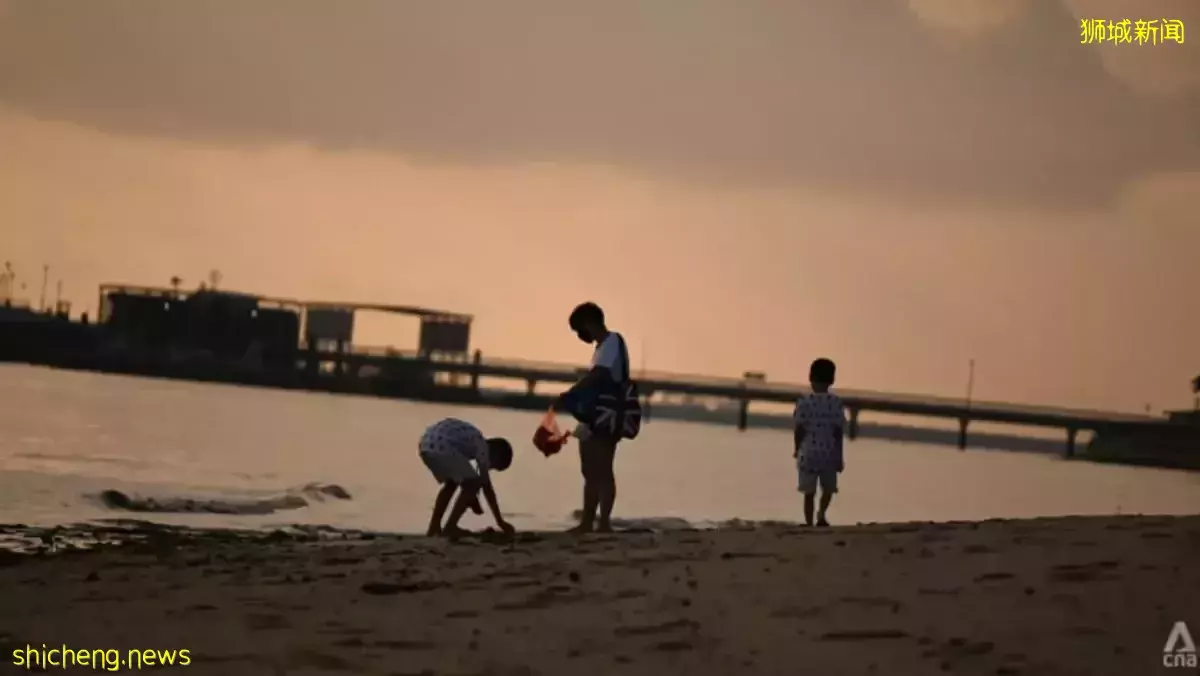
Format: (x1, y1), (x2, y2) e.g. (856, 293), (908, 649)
(0, 0), (1196, 414)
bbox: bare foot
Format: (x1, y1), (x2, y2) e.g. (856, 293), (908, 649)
(567, 523), (594, 535)
(816, 517), (830, 527)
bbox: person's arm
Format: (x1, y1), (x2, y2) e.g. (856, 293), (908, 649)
(834, 403), (847, 471)
(480, 477), (513, 533)
(555, 336), (620, 409)
(552, 366), (611, 411)
(792, 399), (806, 458)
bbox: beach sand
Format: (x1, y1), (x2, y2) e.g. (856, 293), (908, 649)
(1, 515), (1197, 675)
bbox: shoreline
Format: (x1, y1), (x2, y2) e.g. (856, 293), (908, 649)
(1, 515), (1197, 675)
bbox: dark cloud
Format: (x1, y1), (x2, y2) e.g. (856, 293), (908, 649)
(0, 0), (1196, 206)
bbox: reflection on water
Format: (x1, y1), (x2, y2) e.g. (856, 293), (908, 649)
(0, 364), (1198, 533)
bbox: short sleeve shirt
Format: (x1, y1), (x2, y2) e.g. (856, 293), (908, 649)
(793, 393), (846, 473)
(591, 332), (627, 383)
(419, 418), (490, 475)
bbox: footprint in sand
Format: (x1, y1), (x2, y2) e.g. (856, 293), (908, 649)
(1048, 561), (1120, 583)
(374, 639), (437, 651)
(361, 580), (446, 595)
(245, 613), (290, 631)
(820, 630), (909, 641)
(288, 649), (354, 671)
(769, 605), (824, 619)
(494, 587), (586, 611)
(614, 618), (700, 637)
(840, 596), (903, 613)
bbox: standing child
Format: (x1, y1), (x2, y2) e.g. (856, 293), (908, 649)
(418, 418), (515, 537)
(792, 358), (846, 527)
(552, 301), (630, 534)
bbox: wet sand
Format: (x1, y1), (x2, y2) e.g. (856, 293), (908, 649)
(0, 515), (1197, 675)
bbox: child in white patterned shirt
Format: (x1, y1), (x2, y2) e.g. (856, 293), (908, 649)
(792, 358), (846, 527)
(418, 418), (515, 537)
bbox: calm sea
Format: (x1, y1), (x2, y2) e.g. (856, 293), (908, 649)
(1, 364), (1197, 533)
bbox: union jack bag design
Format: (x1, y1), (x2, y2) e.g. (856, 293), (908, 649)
(590, 335), (642, 441)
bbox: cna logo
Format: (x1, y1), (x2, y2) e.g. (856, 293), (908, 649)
(1163, 621), (1197, 669)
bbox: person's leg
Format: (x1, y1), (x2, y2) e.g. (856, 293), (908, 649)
(420, 452), (458, 536)
(427, 481), (457, 536)
(572, 440), (600, 533)
(466, 493), (484, 515)
(798, 471), (817, 526)
(816, 471), (837, 526)
(594, 439), (618, 532)
(816, 492), (832, 527)
(431, 454), (481, 536)
(444, 479), (482, 534)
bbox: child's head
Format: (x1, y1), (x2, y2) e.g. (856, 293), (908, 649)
(568, 302), (606, 344)
(809, 358), (837, 391)
(487, 438), (514, 471)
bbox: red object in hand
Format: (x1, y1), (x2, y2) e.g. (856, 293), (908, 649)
(533, 409), (570, 456)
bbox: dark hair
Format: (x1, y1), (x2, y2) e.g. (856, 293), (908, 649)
(487, 438), (513, 471)
(809, 358), (836, 385)
(568, 302), (605, 331)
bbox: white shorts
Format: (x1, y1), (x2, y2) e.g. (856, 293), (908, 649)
(420, 451), (479, 485)
(798, 469), (838, 495)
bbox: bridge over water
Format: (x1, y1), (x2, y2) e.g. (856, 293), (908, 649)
(323, 347), (1166, 457)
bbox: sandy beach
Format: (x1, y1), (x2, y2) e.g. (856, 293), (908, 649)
(0, 515), (1197, 675)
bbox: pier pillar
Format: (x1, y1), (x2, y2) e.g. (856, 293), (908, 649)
(303, 334), (318, 380)
(957, 418), (969, 450)
(525, 379), (536, 396)
(847, 407), (860, 440)
(334, 339), (346, 378)
(643, 391), (652, 422)
(737, 398), (749, 431)
(1064, 427), (1078, 458)
(470, 349), (481, 393)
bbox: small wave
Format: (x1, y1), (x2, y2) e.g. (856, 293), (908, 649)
(567, 510), (694, 531)
(14, 450), (145, 468)
(95, 482), (352, 516)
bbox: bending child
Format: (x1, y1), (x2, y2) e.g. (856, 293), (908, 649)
(417, 418), (515, 537)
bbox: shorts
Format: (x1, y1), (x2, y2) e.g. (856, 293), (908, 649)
(420, 451), (479, 485)
(798, 469), (838, 495)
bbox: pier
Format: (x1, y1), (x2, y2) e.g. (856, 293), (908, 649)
(316, 346), (1164, 457)
(0, 282), (1178, 461)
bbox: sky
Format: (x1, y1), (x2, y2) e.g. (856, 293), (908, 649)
(0, 0), (1197, 414)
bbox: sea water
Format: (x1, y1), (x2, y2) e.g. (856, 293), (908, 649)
(1, 364), (1197, 533)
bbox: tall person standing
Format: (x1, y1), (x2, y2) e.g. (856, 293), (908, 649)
(553, 302), (630, 533)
